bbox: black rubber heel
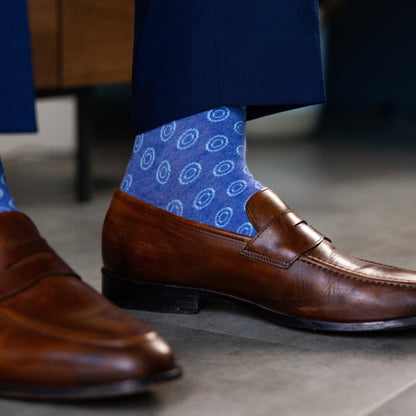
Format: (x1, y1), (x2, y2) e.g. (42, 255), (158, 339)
(101, 268), (204, 314)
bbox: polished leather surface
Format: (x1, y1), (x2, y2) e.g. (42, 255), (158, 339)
(103, 188), (416, 325)
(0, 212), (177, 396)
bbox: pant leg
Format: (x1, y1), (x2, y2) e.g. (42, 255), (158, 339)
(132, 0), (325, 134)
(0, 0), (36, 133)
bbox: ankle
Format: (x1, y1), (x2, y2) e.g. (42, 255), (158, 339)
(120, 106), (262, 236)
(0, 159), (18, 213)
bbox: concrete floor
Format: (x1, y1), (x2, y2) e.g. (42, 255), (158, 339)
(2, 135), (416, 415)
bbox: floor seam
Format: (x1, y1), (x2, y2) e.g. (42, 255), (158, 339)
(357, 377), (416, 416)
(137, 317), (293, 347)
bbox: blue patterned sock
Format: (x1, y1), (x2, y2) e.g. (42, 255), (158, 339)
(121, 106), (262, 237)
(0, 158), (18, 213)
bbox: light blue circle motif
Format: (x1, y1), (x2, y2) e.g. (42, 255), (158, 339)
(243, 166), (251, 175)
(120, 174), (133, 192)
(227, 180), (247, 197)
(8, 199), (17, 210)
(177, 128), (199, 150)
(237, 222), (254, 236)
(255, 181), (263, 190)
(179, 162), (202, 185)
(156, 160), (171, 185)
(193, 188), (215, 210)
(234, 121), (245, 136)
(215, 207), (233, 228)
(213, 160), (234, 177)
(206, 135), (228, 152)
(0, 174), (5, 186)
(0, 189), (3, 199)
(236, 145), (245, 157)
(133, 134), (144, 153)
(166, 199), (184, 216)
(207, 107), (230, 122)
(140, 148), (155, 170)
(160, 121), (176, 142)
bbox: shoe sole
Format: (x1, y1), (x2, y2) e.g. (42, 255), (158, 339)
(102, 268), (416, 333)
(0, 367), (181, 401)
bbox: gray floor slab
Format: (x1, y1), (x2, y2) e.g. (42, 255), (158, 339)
(2, 319), (416, 416)
(2, 139), (416, 415)
(134, 308), (416, 416)
(364, 380), (416, 415)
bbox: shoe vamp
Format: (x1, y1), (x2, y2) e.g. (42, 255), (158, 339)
(306, 240), (416, 284)
(0, 275), (151, 342)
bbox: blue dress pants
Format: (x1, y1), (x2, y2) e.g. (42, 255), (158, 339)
(0, 0), (324, 135)
(0, 0), (36, 133)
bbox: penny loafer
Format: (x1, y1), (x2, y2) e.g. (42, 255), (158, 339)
(0, 211), (180, 400)
(102, 188), (416, 332)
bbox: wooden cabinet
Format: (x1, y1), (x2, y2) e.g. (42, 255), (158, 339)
(28, 0), (135, 89)
(27, 0), (59, 89)
(27, 0), (135, 200)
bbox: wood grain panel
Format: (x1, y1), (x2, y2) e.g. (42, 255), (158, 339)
(61, 0), (135, 87)
(27, 0), (60, 89)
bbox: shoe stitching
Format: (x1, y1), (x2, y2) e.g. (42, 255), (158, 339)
(242, 210), (323, 268)
(241, 212), (293, 267)
(246, 209), (293, 240)
(306, 254), (415, 282)
(301, 257), (416, 288)
(240, 250), (290, 268)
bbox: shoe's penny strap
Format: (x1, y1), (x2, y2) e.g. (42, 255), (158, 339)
(241, 210), (324, 269)
(243, 188), (326, 269)
(0, 239), (79, 301)
(0, 212), (79, 302)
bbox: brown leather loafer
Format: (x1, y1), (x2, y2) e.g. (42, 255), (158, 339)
(0, 211), (180, 400)
(102, 188), (416, 332)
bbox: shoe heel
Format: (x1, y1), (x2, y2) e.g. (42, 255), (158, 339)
(101, 269), (203, 314)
